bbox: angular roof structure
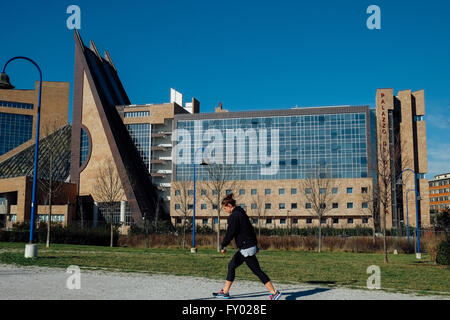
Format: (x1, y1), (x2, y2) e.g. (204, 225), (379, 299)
(70, 30), (161, 226)
(0, 124), (71, 181)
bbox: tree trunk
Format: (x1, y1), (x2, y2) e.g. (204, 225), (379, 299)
(182, 217), (186, 249)
(110, 220), (114, 248)
(46, 192), (52, 248)
(216, 211), (221, 252)
(318, 222), (322, 253)
(383, 210), (388, 263)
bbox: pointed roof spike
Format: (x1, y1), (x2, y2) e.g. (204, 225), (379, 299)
(74, 30), (85, 53)
(104, 51), (117, 72)
(89, 40), (102, 59)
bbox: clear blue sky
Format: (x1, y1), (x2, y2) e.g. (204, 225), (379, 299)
(1, 0), (449, 178)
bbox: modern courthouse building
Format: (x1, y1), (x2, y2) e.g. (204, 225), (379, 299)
(0, 30), (432, 232)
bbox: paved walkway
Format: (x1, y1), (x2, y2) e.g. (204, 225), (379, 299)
(0, 264), (447, 300)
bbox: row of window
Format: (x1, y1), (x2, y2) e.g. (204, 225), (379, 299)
(175, 217), (370, 225)
(124, 111), (150, 118)
(430, 179), (450, 187)
(429, 188), (450, 194)
(37, 215), (65, 222)
(430, 196), (450, 202)
(175, 187), (369, 197)
(0, 100), (33, 110)
(175, 201), (369, 210)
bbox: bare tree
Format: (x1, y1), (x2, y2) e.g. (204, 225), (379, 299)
(251, 193), (267, 240)
(361, 185), (379, 246)
(37, 120), (69, 248)
(203, 163), (240, 252)
(172, 180), (193, 249)
(299, 166), (335, 253)
(92, 159), (125, 247)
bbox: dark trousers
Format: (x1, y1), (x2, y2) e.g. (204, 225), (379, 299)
(226, 250), (270, 284)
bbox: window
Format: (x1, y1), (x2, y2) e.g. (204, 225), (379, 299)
(291, 203), (298, 209)
(348, 218), (354, 224)
(332, 188), (338, 194)
(226, 189), (232, 195)
(124, 111), (150, 118)
(213, 218), (218, 224)
(188, 204), (193, 210)
(306, 218), (312, 224)
(293, 219), (298, 224)
(305, 188), (312, 195)
(280, 219), (286, 224)
(291, 188), (297, 195)
(175, 204), (180, 210)
(176, 218), (182, 224)
(333, 218), (339, 224)
(305, 203), (312, 209)
(319, 188), (326, 195)
(239, 189), (245, 195)
(201, 189), (207, 196)
(347, 202), (354, 209)
(251, 203), (257, 209)
(347, 187), (353, 194)
(265, 203), (272, 210)
(201, 204), (207, 210)
(361, 187), (368, 194)
(240, 203), (246, 209)
(202, 219), (208, 225)
(265, 189), (271, 195)
(321, 218), (327, 224)
(266, 218), (272, 224)
(332, 203), (339, 209)
(213, 190), (218, 195)
(320, 203), (326, 209)
(279, 203), (286, 209)
(279, 188), (285, 195)
(252, 218), (258, 224)
(362, 218), (369, 224)
(362, 202), (368, 209)
(251, 189), (257, 195)
(175, 190), (180, 196)
(188, 190), (194, 196)
(213, 204), (218, 210)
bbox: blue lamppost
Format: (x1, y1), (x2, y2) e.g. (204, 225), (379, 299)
(0, 57), (42, 258)
(397, 169), (421, 258)
(191, 148), (207, 253)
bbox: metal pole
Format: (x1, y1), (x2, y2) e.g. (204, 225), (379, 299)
(2, 57), (42, 244)
(413, 172), (420, 255)
(192, 162), (196, 250)
(406, 190), (410, 246)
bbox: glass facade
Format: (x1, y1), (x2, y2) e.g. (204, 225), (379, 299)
(80, 128), (89, 166)
(0, 112), (33, 156)
(175, 112), (369, 181)
(0, 100), (33, 110)
(126, 123), (151, 171)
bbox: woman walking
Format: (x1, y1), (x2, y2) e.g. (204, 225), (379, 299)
(213, 193), (281, 300)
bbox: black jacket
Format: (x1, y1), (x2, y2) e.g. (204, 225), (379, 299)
(221, 206), (257, 250)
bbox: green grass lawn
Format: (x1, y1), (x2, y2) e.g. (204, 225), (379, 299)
(0, 242), (449, 296)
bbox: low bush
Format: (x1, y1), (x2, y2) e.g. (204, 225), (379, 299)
(436, 239), (450, 265)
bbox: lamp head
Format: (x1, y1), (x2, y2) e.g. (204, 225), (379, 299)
(0, 72), (14, 89)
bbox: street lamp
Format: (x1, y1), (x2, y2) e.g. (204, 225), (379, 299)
(405, 188), (418, 247)
(0, 57), (42, 259)
(191, 148), (208, 253)
(397, 169), (421, 259)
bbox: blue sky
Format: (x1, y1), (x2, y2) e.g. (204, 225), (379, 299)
(1, 0), (449, 178)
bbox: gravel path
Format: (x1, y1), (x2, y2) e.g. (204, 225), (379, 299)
(0, 264), (447, 300)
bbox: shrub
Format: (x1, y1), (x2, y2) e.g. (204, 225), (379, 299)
(436, 239), (450, 265)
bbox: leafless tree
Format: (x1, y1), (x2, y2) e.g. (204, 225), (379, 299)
(202, 162), (240, 252)
(251, 193), (267, 240)
(92, 159), (124, 247)
(298, 166), (336, 253)
(361, 185), (379, 246)
(172, 180), (192, 249)
(37, 120), (69, 248)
